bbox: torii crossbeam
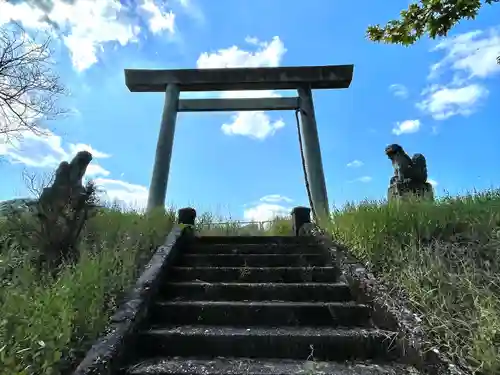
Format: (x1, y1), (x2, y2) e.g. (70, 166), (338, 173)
(124, 64), (354, 223)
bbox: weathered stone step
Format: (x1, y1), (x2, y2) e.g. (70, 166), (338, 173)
(162, 282), (353, 302)
(133, 326), (399, 362)
(149, 301), (372, 327)
(177, 253), (327, 267)
(185, 243), (322, 255)
(193, 236), (315, 245)
(169, 267), (340, 283)
(126, 357), (421, 375)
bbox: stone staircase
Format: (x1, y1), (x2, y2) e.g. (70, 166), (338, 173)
(118, 235), (422, 375)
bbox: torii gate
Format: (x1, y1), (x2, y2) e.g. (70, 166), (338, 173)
(124, 65), (354, 224)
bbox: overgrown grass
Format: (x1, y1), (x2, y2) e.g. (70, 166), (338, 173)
(195, 211), (292, 236)
(330, 190), (500, 374)
(0, 207), (177, 375)
(0, 206), (290, 375)
(1, 190), (499, 374)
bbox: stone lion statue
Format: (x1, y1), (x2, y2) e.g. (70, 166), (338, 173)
(385, 144), (433, 201)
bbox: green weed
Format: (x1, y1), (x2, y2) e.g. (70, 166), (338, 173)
(329, 190), (500, 374)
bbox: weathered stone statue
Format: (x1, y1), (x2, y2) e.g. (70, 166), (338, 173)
(37, 151), (95, 268)
(39, 151), (93, 207)
(385, 144), (434, 201)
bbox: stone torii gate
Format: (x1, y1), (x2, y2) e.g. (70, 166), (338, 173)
(124, 65), (354, 223)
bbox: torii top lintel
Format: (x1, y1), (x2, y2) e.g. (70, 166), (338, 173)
(124, 64), (354, 92)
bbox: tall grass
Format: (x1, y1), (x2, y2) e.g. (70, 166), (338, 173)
(330, 190), (500, 374)
(195, 211), (292, 236)
(0, 207), (176, 375)
(0, 206), (291, 375)
(1, 191), (499, 374)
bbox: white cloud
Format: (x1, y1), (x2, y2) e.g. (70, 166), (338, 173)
(419, 26), (499, 121)
(392, 119), (421, 135)
(417, 84), (488, 120)
(346, 160), (363, 168)
(196, 36), (287, 140)
(221, 112), (285, 140)
(84, 163), (111, 177)
(95, 177), (148, 208)
(67, 143), (111, 159)
(243, 203), (290, 222)
(0, 30), (56, 135)
(139, 0), (175, 34)
(350, 176), (372, 183)
(428, 178), (438, 187)
(0, 128), (110, 177)
(389, 84), (409, 99)
(259, 194), (293, 204)
(243, 194), (293, 222)
(197, 36), (286, 69)
(175, 0), (204, 23)
(0, 127), (149, 208)
(0, 1), (49, 31)
(429, 27), (500, 81)
(0, 0), (177, 72)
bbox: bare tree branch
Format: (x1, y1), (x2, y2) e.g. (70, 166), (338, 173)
(22, 168), (55, 198)
(0, 22), (68, 143)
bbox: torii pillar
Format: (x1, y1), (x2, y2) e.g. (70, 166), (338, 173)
(124, 65), (354, 224)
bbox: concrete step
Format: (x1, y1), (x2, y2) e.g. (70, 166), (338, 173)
(185, 243), (322, 255)
(133, 326), (399, 362)
(193, 236), (315, 245)
(126, 357), (421, 375)
(149, 301), (372, 327)
(162, 282), (353, 302)
(169, 266), (340, 283)
(177, 253), (327, 267)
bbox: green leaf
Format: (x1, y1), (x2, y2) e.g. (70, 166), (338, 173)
(366, 0), (499, 45)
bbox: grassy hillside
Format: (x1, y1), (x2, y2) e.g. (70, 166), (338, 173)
(0, 191), (499, 374)
(330, 191), (500, 374)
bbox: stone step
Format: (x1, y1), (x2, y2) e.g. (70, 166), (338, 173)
(193, 236), (315, 245)
(169, 267), (340, 283)
(149, 301), (372, 327)
(177, 253), (327, 267)
(133, 326), (399, 362)
(162, 282), (353, 302)
(126, 357), (421, 375)
(185, 243), (322, 255)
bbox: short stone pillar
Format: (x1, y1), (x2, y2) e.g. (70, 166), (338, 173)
(178, 207), (196, 225)
(291, 206), (311, 236)
(388, 181), (434, 202)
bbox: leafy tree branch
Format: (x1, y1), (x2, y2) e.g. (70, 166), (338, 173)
(366, 0), (499, 45)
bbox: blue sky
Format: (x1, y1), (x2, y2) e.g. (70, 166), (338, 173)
(0, 0), (499, 221)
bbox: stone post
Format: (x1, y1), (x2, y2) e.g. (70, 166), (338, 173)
(178, 207), (196, 225)
(147, 83), (180, 213)
(291, 206), (311, 236)
(297, 86), (330, 225)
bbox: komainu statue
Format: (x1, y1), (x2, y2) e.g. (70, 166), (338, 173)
(385, 144), (434, 202)
(37, 151), (97, 268)
(39, 151), (93, 208)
